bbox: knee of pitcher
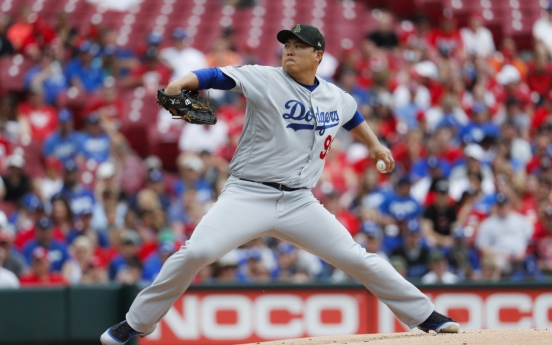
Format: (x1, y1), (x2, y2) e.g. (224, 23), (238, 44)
(175, 245), (219, 267)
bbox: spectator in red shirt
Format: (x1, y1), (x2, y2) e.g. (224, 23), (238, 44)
(17, 87), (58, 141)
(124, 46), (171, 95)
(6, 6), (34, 52)
(322, 191), (361, 236)
(83, 77), (125, 131)
(527, 51), (552, 104)
(429, 11), (464, 58)
(19, 246), (67, 287)
(533, 203), (552, 274)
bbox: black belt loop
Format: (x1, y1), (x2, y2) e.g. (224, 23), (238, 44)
(239, 178), (303, 192)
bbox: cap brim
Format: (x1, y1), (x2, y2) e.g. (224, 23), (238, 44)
(277, 30), (321, 50)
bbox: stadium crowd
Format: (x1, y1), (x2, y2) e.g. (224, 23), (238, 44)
(1, 1), (552, 289)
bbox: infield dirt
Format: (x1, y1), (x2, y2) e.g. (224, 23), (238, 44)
(242, 328), (551, 345)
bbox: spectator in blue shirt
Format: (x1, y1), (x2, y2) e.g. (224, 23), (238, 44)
(24, 52), (68, 105)
(66, 202), (109, 249)
(142, 240), (177, 283)
(23, 216), (69, 272)
(42, 109), (83, 163)
(65, 41), (106, 93)
(109, 230), (142, 282)
(380, 176), (423, 223)
(79, 113), (110, 163)
(390, 219), (430, 278)
(459, 102), (499, 145)
(58, 160), (95, 216)
(172, 154), (214, 204)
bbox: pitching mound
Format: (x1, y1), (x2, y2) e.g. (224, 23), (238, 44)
(242, 328), (550, 345)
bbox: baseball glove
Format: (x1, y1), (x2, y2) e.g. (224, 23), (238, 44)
(156, 89), (217, 125)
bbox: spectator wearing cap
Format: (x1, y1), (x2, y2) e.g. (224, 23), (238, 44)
(0, 213), (27, 278)
(144, 169), (170, 211)
(19, 246), (67, 287)
(422, 180), (457, 247)
(82, 77), (125, 132)
(79, 112), (110, 164)
(421, 250), (459, 284)
(173, 153), (214, 204)
(17, 84), (59, 141)
(141, 239), (177, 283)
(495, 64), (532, 110)
(424, 93), (469, 134)
(43, 109), (84, 163)
(275, 242), (314, 283)
(460, 12), (495, 58)
(526, 50), (552, 106)
(449, 144), (495, 201)
(13, 193), (59, 249)
(410, 153), (450, 187)
(447, 227), (480, 280)
(58, 159), (95, 216)
(494, 98), (530, 139)
(428, 11), (464, 59)
(124, 45), (172, 94)
(0, 243), (19, 288)
(23, 216), (70, 273)
(160, 27), (207, 81)
(533, 2), (552, 56)
(62, 236), (107, 285)
(94, 161), (119, 204)
(380, 176), (422, 225)
(65, 40), (106, 93)
(390, 219), (430, 278)
(112, 135), (147, 196)
(98, 28), (136, 77)
(335, 67), (369, 112)
(24, 50), (68, 105)
(458, 102), (499, 145)
(366, 11), (399, 49)
(495, 122), (532, 168)
(67, 198), (109, 249)
(476, 193), (533, 275)
(356, 221), (389, 261)
(0, 155), (30, 203)
(108, 230), (142, 282)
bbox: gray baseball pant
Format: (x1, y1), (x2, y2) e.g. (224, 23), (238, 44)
(126, 176), (434, 331)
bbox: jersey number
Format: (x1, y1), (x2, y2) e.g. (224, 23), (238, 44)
(319, 135), (333, 159)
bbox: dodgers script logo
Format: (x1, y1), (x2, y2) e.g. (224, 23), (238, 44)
(282, 100), (339, 136)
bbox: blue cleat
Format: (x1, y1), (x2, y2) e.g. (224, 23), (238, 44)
(100, 320), (155, 345)
(417, 310), (460, 333)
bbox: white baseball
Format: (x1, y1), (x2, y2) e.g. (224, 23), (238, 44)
(376, 160), (387, 173)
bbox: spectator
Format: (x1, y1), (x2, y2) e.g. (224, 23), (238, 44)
(206, 37), (242, 68)
(424, 93), (469, 134)
(13, 193), (56, 249)
(39, 157), (63, 202)
(494, 99), (530, 139)
(526, 51), (552, 104)
(67, 202), (109, 249)
(533, 2), (552, 57)
(0, 14), (14, 57)
(50, 194), (75, 238)
(23, 217), (70, 273)
(367, 11), (398, 49)
(449, 144), (495, 201)
(42, 109), (83, 163)
(53, 12), (78, 49)
(58, 159), (95, 216)
(112, 135), (147, 196)
(390, 219), (430, 278)
(19, 246), (67, 287)
(0, 94), (24, 143)
(142, 240), (177, 283)
(124, 46), (171, 94)
(476, 193), (533, 275)
(62, 236), (107, 285)
(17, 86), (58, 141)
(178, 120), (229, 154)
(79, 112), (110, 164)
(380, 176), (422, 224)
(83, 77), (125, 132)
(24, 51), (68, 105)
(422, 180), (457, 247)
(213, 250), (239, 282)
(458, 102), (499, 145)
(142, 169), (170, 211)
(0, 245), (19, 288)
(429, 11), (464, 58)
(276, 242), (313, 283)
(160, 27), (207, 81)
(352, 168), (389, 211)
(0, 225), (27, 278)
(421, 250), (459, 284)
(6, 6), (34, 52)
(65, 41), (105, 93)
(0, 155), (30, 203)
(355, 221), (389, 261)
(322, 191), (360, 236)
(460, 12), (495, 57)
(173, 153), (214, 204)
(447, 228), (480, 280)
(532, 204), (552, 274)
(108, 230), (142, 283)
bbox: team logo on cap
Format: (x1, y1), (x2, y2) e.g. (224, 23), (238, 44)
(292, 24), (301, 33)
(318, 42), (321, 47)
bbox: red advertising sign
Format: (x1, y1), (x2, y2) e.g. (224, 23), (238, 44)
(139, 289), (371, 345)
(139, 287), (552, 345)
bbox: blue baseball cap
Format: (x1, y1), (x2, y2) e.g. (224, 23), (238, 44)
(159, 241), (176, 254)
(406, 219), (421, 233)
(277, 242), (295, 254)
(472, 102), (486, 114)
(36, 216), (52, 229)
(147, 32), (163, 45)
(58, 109), (73, 123)
(427, 156), (439, 169)
(22, 193), (43, 213)
(361, 221), (382, 239)
(86, 112), (101, 124)
(103, 44), (117, 56)
(64, 159), (78, 172)
(397, 176), (411, 186)
(171, 27), (187, 40)
(148, 169), (164, 183)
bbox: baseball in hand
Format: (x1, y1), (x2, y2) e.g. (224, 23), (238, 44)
(376, 160), (387, 173)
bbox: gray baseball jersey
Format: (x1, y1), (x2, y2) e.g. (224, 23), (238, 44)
(221, 65), (357, 188)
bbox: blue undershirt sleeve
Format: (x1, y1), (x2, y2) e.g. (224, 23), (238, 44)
(192, 67), (237, 90)
(342, 110), (365, 131)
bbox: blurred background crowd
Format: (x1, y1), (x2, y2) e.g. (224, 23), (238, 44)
(0, 0), (552, 289)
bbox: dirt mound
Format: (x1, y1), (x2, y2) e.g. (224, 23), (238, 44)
(242, 328), (550, 345)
